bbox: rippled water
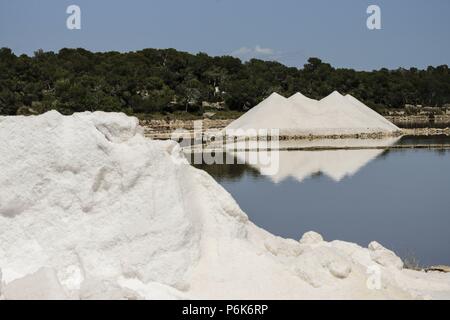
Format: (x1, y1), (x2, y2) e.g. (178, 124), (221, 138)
(193, 136), (450, 266)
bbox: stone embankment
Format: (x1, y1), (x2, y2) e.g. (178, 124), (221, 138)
(142, 117), (450, 140)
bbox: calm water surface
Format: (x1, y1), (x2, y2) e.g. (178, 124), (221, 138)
(194, 136), (450, 266)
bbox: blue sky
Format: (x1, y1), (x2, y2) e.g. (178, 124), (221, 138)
(0, 0), (449, 70)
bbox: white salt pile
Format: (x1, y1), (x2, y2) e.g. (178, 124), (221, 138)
(345, 94), (400, 131)
(225, 91), (400, 137)
(1, 111), (449, 300)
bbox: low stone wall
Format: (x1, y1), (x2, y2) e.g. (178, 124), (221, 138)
(140, 119), (233, 139)
(386, 115), (450, 129)
(402, 127), (450, 136)
(141, 117), (450, 140)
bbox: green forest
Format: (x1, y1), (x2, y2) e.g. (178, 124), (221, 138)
(0, 47), (449, 117)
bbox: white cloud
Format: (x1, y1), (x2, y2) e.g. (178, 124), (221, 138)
(231, 45), (276, 60)
(254, 45), (274, 55)
(231, 46), (253, 56)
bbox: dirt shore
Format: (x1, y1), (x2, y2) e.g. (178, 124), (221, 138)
(386, 115), (450, 129)
(141, 118), (450, 140)
(140, 119), (233, 139)
(402, 127), (450, 136)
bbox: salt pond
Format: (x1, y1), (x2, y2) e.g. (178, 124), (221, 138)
(194, 135), (450, 267)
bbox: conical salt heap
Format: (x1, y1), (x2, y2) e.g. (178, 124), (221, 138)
(225, 91), (400, 137)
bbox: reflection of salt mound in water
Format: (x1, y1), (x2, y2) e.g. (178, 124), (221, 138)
(268, 149), (385, 183)
(1, 112), (449, 300)
(225, 91), (399, 137)
(233, 138), (400, 183)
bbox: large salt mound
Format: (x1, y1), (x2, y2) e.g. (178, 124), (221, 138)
(226, 92), (336, 136)
(1, 111), (449, 300)
(345, 94), (400, 131)
(225, 92), (312, 136)
(225, 91), (399, 137)
(288, 92), (328, 116)
(320, 91), (398, 133)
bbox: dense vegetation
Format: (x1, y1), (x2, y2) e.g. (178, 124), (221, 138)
(0, 47), (449, 116)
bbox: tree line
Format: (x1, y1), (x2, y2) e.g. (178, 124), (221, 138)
(0, 47), (449, 116)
